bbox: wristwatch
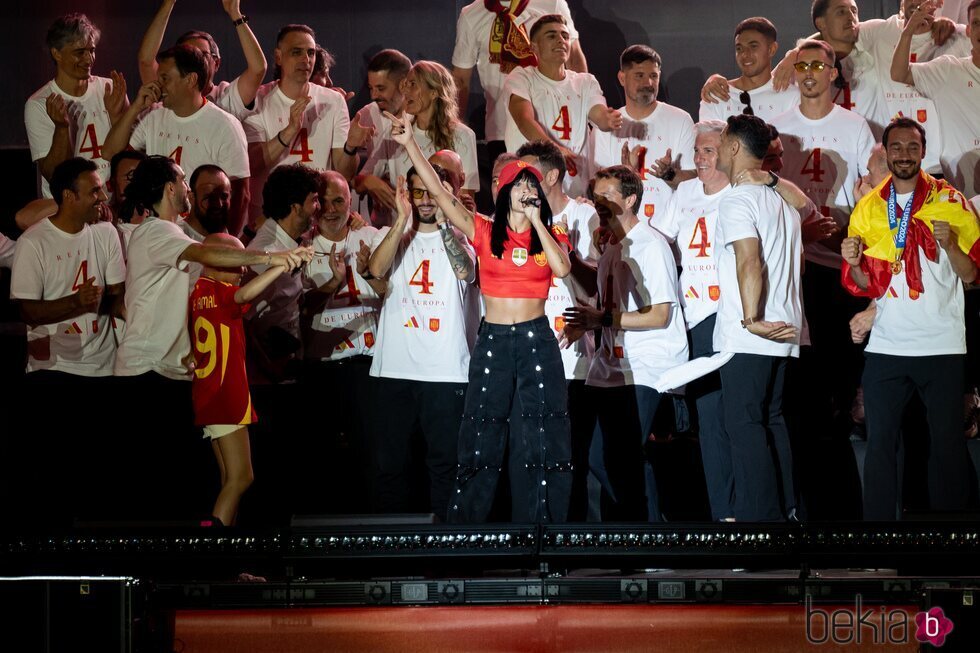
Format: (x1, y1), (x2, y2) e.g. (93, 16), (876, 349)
(766, 172), (780, 188)
(661, 166), (676, 182)
(600, 310), (614, 328)
(232, 15), (249, 26)
(740, 316), (759, 328)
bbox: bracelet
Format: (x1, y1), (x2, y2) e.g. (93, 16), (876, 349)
(766, 171), (780, 188)
(266, 253), (272, 266)
(661, 166), (676, 182)
(276, 131), (289, 148)
(232, 15), (249, 26)
(740, 316), (759, 328)
(343, 142), (358, 156)
(361, 271), (375, 281)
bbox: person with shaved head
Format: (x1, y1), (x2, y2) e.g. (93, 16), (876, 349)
(190, 232), (297, 526)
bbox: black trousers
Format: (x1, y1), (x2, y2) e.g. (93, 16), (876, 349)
(802, 262), (867, 438)
(371, 376), (466, 518)
(688, 315), (734, 520)
(590, 383), (663, 522)
(720, 354), (793, 522)
(301, 355), (374, 515)
(449, 317), (571, 523)
(862, 353), (971, 520)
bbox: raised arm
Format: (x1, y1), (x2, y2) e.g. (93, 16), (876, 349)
(587, 104), (623, 133)
(383, 111), (475, 240)
(891, 4), (931, 85)
(138, 0), (176, 83)
(180, 242), (310, 269)
(236, 264), (286, 303)
(222, 0), (267, 106)
(368, 176), (412, 278)
(102, 81), (161, 161)
(452, 66), (473, 121)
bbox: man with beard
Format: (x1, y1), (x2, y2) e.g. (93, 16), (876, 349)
(107, 151), (147, 228)
(699, 18), (799, 124)
(115, 156), (308, 519)
(770, 39), (875, 444)
(352, 49), (412, 225)
(368, 166), (479, 518)
(842, 117), (980, 519)
(179, 165), (233, 242)
(300, 170), (386, 513)
(593, 45), (696, 230)
(10, 158), (126, 524)
(101, 45), (251, 235)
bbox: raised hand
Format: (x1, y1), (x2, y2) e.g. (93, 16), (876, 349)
(394, 175), (412, 221)
(383, 110), (413, 146)
(933, 220), (955, 251)
(840, 235), (863, 267)
(45, 94), (69, 128)
(222, 0), (242, 19)
(346, 114), (376, 149)
(356, 241), (371, 276)
(603, 106), (623, 131)
(104, 71), (129, 122)
(651, 148), (674, 179)
(287, 96), (312, 133)
(621, 142), (646, 173)
(327, 243), (347, 281)
(134, 80), (162, 112)
(348, 210), (367, 230)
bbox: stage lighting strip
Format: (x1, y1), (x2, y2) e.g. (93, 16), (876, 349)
(288, 531), (538, 556)
(540, 529), (798, 553)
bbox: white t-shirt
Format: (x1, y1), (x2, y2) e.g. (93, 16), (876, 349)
(865, 193), (967, 356)
(114, 217), (197, 380)
(361, 115), (479, 225)
(971, 194), (980, 214)
(859, 15), (971, 173)
(177, 218), (207, 243)
(503, 67), (605, 199)
(545, 200), (599, 380)
(586, 221), (689, 389)
(911, 56), (980, 198)
(243, 82), (351, 219)
(0, 233), (15, 269)
(304, 226), (387, 361)
(833, 41), (880, 120)
(452, 0), (579, 141)
(659, 179), (732, 329)
(938, 0), (971, 23)
(594, 102), (696, 229)
(370, 228), (479, 383)
(10, 220), (125, 376)
(245, 218), (305, 350)
(130, 101), (249, 180)
(25, 76), (115, 197)
(698, 78), (798, 125)
(351, 102), (389, 221)
(771, 104), (875, 269)
(208, 77), (249, 120)
(712, 184), (803, 358)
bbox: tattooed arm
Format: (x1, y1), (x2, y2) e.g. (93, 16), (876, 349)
(439, 223), (475, 283)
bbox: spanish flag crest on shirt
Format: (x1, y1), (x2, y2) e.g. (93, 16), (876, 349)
(842, 172), (980, 298)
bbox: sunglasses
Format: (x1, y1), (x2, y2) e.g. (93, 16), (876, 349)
(738, 90), (754, 116)
(410, 188), (431, 200)
(793, 61), (830, 73)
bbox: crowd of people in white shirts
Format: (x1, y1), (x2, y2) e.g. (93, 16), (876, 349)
(3, 0), (980, 527)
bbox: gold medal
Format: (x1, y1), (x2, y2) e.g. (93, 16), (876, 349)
(890, 260), (903, 274)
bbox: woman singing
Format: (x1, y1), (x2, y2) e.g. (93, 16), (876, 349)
(385, 111), (573, 523)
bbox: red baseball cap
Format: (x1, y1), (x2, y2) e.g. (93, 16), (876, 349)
(497, 160), (543, 188)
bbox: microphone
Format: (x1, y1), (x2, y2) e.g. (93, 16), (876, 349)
(521, 197), (541, 208)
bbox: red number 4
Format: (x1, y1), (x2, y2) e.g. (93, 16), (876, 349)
(551, 106), (572, 140)
(687, 217), (711, 258)
(409, 260), (434, 295)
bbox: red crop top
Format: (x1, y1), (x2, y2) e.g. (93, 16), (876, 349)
(470, 216), (569, 299)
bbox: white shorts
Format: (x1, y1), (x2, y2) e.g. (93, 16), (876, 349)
(202, 424), (244, 440)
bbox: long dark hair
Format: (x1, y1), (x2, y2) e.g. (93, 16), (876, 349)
(491, 169), (553, 258)
(121, 155), (180, 219)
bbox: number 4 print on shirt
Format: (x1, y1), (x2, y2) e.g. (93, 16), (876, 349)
(168, 146), (183, 166)
(334, 264), (362, 306)
(551, 106), (572, 140)
(409, 260), (434, 294)
(688, 216), (711, 258)
(290, 128), (314, 163)
(801, 148), (824, 183)
(72, 260), (90, 291)
(78, 124), (102, 159)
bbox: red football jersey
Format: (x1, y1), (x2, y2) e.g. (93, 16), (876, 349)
(189, 277), (257, 427)
(471, 216), (570, 299)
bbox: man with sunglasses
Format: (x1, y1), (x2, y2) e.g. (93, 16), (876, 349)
(699, 17), (798, 124)
(770, 39), (875, 445)
(593, 45), (696, 229)
(368, 166), (479, 518)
